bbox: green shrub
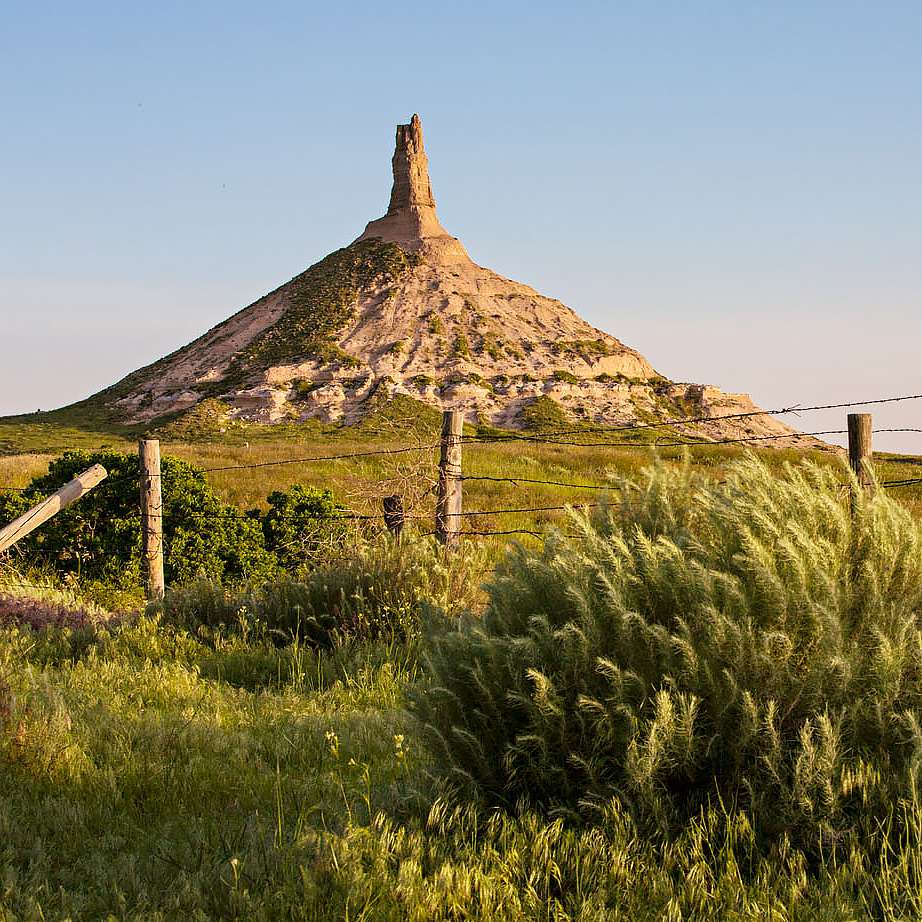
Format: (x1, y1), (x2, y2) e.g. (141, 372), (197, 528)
(158, 535), (489, 647)
(551, 369), (580, 384)
(479, 334), (505, 360)
(518, 395), (569, 430)
(465, 373), (494, 392)
(411, 457), (922, 851)
(262, 485), (348, 574)
(649, 374), (672, 395)
(0, 451), (277, 588)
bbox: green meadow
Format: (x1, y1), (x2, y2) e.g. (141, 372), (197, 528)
(2, 414), (922, 920)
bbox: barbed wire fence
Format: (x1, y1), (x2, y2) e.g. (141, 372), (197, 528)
(0, 392), (920, 597)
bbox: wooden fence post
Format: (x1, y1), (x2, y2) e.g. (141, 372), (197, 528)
(436, 409), (463, 548)
(0, 465), (108, 554)
(383, 494), (405, 540)
(848, 413), (874, 495)
(140, 439), (165, 601)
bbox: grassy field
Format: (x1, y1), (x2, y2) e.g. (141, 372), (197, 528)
(3, 416), (922, 919)
(3, 605), (922, 921)
(2, 414), (921, 545)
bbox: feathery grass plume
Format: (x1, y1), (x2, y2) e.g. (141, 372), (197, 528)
(411, 454), (922, 850)
(157, 534), (489, 647)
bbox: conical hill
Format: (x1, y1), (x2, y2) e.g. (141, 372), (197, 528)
(90, 114), (800, 443)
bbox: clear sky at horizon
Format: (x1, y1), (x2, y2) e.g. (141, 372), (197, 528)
(2, 2), (920, 450)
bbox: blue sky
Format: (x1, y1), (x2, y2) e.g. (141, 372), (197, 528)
(2, 2), (920, 449)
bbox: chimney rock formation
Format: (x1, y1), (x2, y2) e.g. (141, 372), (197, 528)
(80, 114), (805, 446)
(358, 114), (470, 262)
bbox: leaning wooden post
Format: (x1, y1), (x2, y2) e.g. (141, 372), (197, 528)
(848, 413), (874, 496)
(383, 495), (405, 540)
(436, 409), (463, 548)
(0, 465), (108, 554)
(139, 439), (165, 600)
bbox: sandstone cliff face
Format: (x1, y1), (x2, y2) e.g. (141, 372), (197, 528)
(94, 114), (803, 444)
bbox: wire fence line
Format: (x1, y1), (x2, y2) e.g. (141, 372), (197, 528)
(465, 427), (922, 450)
(461, 475), (615, 490)
(1, 390), (921, 570)
(3, 421), (918, 493)
(200, 442), (442, 473)
(144, 501), (616, 525)
(465, 429), (843, 449)
(464, 392), (922, 442)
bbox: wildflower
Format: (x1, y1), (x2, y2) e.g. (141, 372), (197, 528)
(325, 729), (339, 758)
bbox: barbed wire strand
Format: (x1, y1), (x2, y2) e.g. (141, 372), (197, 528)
(200, 442), (442, 473)
(465, 427), (921, 450)
(464, 429), (841, 448)
(466, 392), (922, 441)
(461, 475), (616, 490)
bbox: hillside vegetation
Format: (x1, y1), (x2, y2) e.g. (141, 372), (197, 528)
(3, 424), (922, 918)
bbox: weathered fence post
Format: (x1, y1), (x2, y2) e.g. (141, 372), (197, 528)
(139, 439), (165, 601)
(436, 408), (463, 548)
(848, 413), (874, 496)
(383, 494), (405, 540)
(0, 465), (108, 554)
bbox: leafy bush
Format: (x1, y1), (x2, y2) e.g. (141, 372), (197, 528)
(0, 451), (276, 588)
(262, 485), (347, 574)
(553, 338), (615, 361)
(412, 457), (922, 850)
(292, 378), (321, 398)
(158, 535), (489, 647)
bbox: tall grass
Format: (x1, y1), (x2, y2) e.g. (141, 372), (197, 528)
(413, 455), (922, 854)
(4, 608), (922, 920)
(2, 431), (922, 918)
(155, 535), (489, 647)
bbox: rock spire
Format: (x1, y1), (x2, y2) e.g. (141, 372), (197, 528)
(388, 114), (434, 211)
(357, 114), (470, 262)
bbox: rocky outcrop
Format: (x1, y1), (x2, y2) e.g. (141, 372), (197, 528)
(84, 114), (808, 446)
(357, 114), (470, 263)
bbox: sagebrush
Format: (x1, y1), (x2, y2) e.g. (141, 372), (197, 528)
(412, 456), (922, 851)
